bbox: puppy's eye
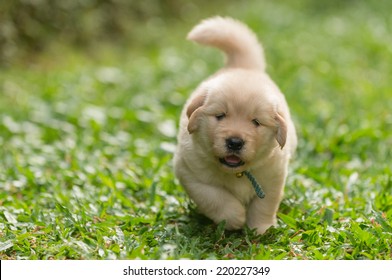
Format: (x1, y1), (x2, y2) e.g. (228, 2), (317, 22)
(215, 113), (226, 121)
(252, 119), (261, 127)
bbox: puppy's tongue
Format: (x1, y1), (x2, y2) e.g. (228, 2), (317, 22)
(225, 155), (242, 164)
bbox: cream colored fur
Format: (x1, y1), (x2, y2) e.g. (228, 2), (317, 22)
(174, 17), (297, 235)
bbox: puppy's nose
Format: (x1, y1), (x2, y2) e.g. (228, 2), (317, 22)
(226, 137), (245, 151)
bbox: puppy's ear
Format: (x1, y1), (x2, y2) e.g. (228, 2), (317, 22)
(186, 94), (206, 134)
(274, 113), (287, 149)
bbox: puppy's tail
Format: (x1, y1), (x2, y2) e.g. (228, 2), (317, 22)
(187, 16), (266, 70)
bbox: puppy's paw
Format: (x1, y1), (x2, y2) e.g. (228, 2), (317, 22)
(213, 203), (246, 231)
(247, 216), (277, 235)
(224, 212), (246, 231)
(253, 223), (274, 235)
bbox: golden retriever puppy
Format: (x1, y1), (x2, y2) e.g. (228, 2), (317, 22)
(174, 17), (297, 235)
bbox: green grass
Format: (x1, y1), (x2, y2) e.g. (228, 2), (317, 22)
(1, 0), (392, 259)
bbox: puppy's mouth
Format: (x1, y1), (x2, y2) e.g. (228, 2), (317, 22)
(219, 155), (245, 168)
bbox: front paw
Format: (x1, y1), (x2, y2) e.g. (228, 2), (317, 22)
(211, 204), (246, 231)
(247, 217), (277, 235)
(224, 212), (246, 231)
(254, 223), (274, 235)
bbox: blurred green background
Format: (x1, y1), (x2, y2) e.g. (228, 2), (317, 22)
(2, 0), (390, 64)
(1, 0), (222, 64)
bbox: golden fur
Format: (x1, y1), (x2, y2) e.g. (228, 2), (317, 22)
(174, 17), (297, 234)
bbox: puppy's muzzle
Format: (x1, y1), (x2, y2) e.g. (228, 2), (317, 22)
(226, 137), (245, 152)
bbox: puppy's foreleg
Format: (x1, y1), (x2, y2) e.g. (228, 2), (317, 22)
(185, 183), (246, 230)
(246, 182), (284, 235)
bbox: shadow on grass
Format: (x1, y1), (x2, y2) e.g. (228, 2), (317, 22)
(165, 204), (283, 259)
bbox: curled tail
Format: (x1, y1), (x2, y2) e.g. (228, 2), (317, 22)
(187, 16), (266, 71)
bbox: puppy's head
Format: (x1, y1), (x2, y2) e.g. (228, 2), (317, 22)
(186, 70), (287, 173)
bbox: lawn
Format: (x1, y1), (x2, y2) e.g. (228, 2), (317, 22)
(0, 0), (391, 260)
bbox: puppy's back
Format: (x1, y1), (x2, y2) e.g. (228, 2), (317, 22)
(187, 16), (266, 71)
